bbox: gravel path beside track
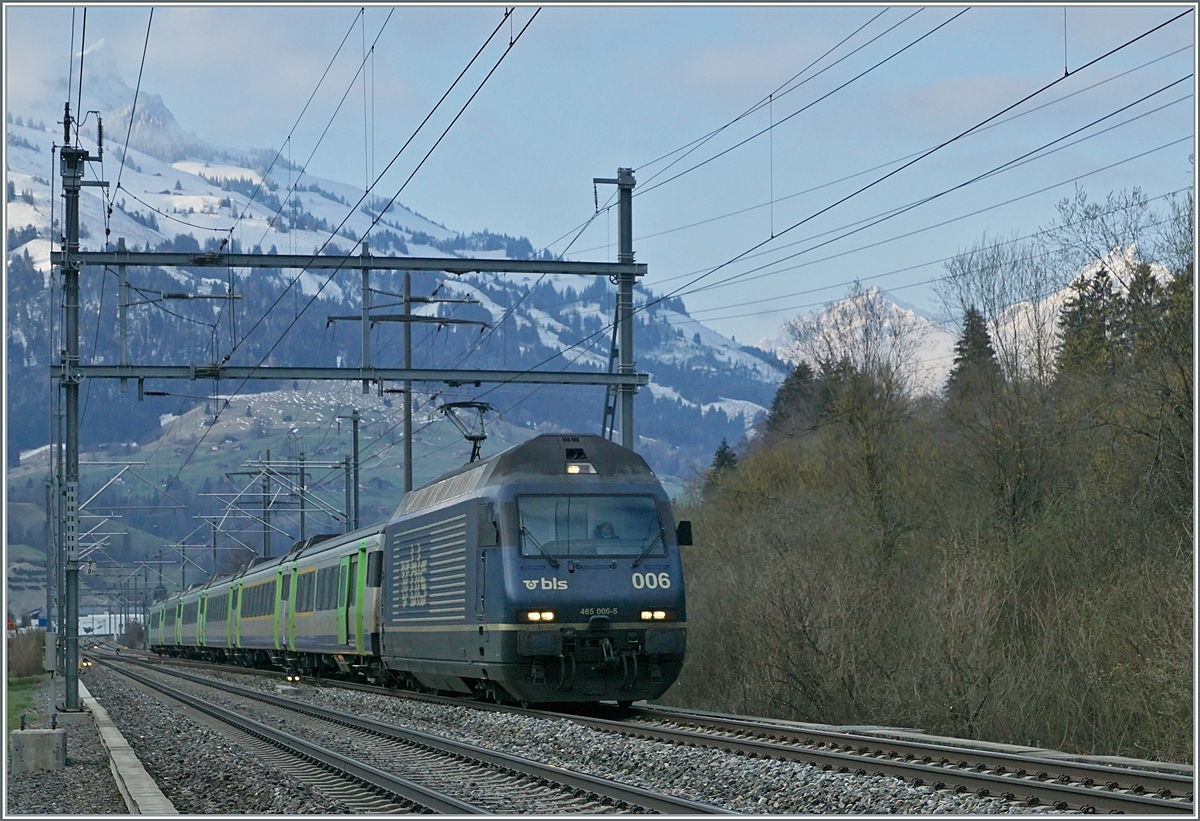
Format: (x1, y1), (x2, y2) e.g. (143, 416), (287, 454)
(65, 667), (351, 814)
(5, 677), (126, 816)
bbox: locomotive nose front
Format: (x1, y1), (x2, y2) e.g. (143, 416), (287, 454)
(506, 504), (687, 703)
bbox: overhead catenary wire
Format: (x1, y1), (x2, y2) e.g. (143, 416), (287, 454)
(144, 8), (539, 525)
(517, 129), (1192, 340)
(113, 8), (154, 196)
(635, 8), (970, 199)
(631, 8), (1195, 321)
(483, 81), (1191, 346)
(223, 7), (514, 366)
(226, 8), (365, 235)
(635, 6), (897, 189)
(651, 187), (1189, 326)
(74, 7), (86, 146)
(569, 43), (1195, 258)
(416, 11), (1193, 427)
(242, 10), (395, 254)
(668, 81), (1193, 302)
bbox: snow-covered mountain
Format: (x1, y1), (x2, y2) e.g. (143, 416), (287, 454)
(755, 290), (958, 395)
(6, 74), (786, 484)
(754, 244), (1175, 397)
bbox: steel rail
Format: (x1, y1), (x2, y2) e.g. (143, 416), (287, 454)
(99, 660), (487, 814)
(129, 652), (1192, 813)
(558, 711), (1192, 814)
(122, 659), (734, 815)
(628, 705), (1194, 802)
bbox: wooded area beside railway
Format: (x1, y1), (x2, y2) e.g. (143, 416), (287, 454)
(667, 187), (1194, 764)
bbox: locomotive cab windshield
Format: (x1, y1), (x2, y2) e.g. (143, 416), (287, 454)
(517, 494), (666, 559)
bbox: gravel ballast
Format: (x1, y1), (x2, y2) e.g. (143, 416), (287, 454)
(5, 677), (126, 816)
(9, 663), (1071, 814)
(51, 667), (351, 814)
(185, 665), (1068, 814)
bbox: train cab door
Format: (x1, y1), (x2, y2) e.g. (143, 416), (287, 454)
(274, 568), (288, 651)
(344, 548), (365, 654)
(337, 555), (350, 645)
(230, 584), (241, 648)
(285, 564), (298, 652)
(198, 593), (207, 647)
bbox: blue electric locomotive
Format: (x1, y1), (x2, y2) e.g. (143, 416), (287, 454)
(150, 433), (691, 705)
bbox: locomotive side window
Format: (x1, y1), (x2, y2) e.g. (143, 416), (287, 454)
(518, 495), (665, 559)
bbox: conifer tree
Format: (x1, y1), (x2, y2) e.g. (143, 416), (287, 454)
(1056, 267), (1119, 376)
(766, 360), (818, 433)
(1121, 262), (1164, 366)
(945, 306), (1001, 401)
(711, 438), (738, 472)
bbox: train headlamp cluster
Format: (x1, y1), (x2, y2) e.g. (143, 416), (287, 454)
(524, 610), (555, 622)
(640, 610), (668, 621)
(565, 463), (596, 474)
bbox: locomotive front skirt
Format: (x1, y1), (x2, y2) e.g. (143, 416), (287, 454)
(150, 434), (690, 705)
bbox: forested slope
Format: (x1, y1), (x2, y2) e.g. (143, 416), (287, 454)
(667, 188), (1193, 763)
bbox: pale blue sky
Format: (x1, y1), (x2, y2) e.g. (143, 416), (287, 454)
(5, 4), (1195, 343)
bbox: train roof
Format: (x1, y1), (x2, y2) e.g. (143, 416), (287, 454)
(394, 433), (657, 518)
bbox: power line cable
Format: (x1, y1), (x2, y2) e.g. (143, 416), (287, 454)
(636, 8), (969, 198)
(635, 9), (1194, 316)
(224, 7), (513, 364)
(75, 7), (86, 145)
(420, 26), (1194, 415)
(113, 8), (153, 196)
(653, 191), (1188, 325)
(145, 8), (537, 524)
(571, 43), (1195, 257)
(226, 9), (365, 234)
(636, 6), (898, 188)
(674, 80), (1193, 300)
(242, 10), (394, 252)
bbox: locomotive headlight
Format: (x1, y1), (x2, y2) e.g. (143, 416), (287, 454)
(565, 463), (595, 474)
(525, 610), (555, 622)
(640, 610), (668, 621)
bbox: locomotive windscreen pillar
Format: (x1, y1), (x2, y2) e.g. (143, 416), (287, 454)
(616, 167), (636, 452)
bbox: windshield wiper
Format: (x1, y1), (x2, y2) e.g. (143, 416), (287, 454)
(519, 525), (559, 568)
(632, 528), (664, 568)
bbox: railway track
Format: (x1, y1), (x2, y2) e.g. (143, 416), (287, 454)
(123, 651), (1194, 814)
(100, 660), (485, 813)
(100, 657), (731, 814)
(595, 706), (1194, 814)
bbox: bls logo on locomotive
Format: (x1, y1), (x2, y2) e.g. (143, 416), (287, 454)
(523, 578), (568, 590)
